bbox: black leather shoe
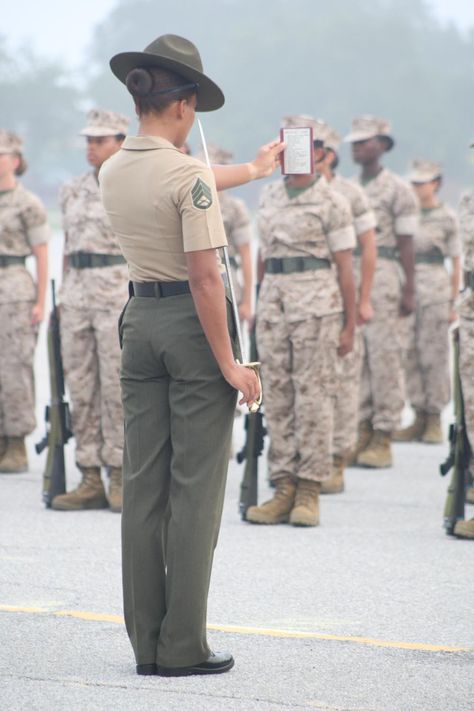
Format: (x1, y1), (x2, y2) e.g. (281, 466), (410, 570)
(156, 651), (234, 677)
(136, 663), (158, 675)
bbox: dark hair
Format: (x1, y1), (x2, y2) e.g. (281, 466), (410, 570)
(115, 134), (126, 142)
(14, 153), (27, 176)
(329, 152), (339, 171)
(126, 66), (197, 116)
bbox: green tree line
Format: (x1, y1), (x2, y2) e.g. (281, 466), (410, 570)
(2, 0), (474, 204)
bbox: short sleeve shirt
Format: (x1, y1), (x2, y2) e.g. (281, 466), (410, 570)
(218, 192), (252, 259)
(331, 174), (376, 238)
(60, 172), (122, 255)
(257, 176), (355, 261)
(0, 183), (50, 255)
(99, 136), (227, 282)
(0, 183), (50, 304)
(357, 168), (418, 247)
(415, 204), (460, 258)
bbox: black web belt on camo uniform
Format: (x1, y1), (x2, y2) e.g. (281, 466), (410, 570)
(353, 245), (397, 260)
(466, 271), (474, 289)
(0, 255), (26, 267)
(415, 249), (444, 265)
(68, 252), (126, 269)
(264, 256), (331, 274)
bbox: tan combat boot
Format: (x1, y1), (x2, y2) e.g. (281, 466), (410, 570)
(108, 467), (123, 513)
(393, 410), (426, 442)
(321, 455), (345, 494)
(453, 518), (474, 540)
(51, 466), (109, 511)
(246, 476), (296, 524)
(0, 437), (28, 473)
(357, 430), (392, 468)
(347, 420), (373, 466)
(289, 479), (321, 527)
(421, 413), (443, 444)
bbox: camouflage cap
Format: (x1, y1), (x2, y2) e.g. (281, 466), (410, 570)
(79, 109), (130, 137)
(281, 115), (328, 142)
(204, 143), (234, 164)
(343, 115), (394, 150)
(322, 124), (341, 153)
(408, 159), (442, 183)
(0, 129), (23, 154)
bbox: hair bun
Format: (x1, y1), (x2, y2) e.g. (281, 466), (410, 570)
(126, 68), (153, 97)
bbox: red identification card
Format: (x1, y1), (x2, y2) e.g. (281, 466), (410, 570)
(280, 126), (314, 175)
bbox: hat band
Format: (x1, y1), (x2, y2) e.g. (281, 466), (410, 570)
(150, 82), (199, 97)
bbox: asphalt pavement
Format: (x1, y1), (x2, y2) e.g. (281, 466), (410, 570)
(0, 404), (473, 711)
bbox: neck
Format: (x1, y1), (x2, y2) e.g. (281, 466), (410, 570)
(361, 160), (382, 181)
(420, 195), (439, 209)
(0, 174), (17, 191)
(286, 173), (315, 189)
(138, 113), (184, 148)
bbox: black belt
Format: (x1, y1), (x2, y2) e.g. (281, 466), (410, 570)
(354, 245), (397, 260)
(132, 280), (191, 298)
(265, 256), (331, 274)
(69, 252), (126, 269)
(466, 272), (474, 289)
(0, 255), (26, 267)
(415, 251), (444, 265)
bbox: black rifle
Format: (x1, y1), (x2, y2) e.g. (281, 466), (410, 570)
(440, 328), (472, 534)
(36, 280), (73, 507)
(236, 327), (266, 520)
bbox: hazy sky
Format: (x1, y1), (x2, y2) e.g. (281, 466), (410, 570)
(2, 0), (474, 69)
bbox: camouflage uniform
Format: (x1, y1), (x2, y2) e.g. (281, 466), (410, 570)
(355, 169), (418, 432)
(403, 200), (460, 415)
(219, 191), (252, 303)
(59, 171), (128, 469)
(0, 183), (50, 437)
(458, 189), (474, 467)
(329, 174), (376, 456)
(256, 177), (355, 483)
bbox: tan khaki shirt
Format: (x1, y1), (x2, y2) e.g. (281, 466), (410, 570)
(99, 135), (227, 282)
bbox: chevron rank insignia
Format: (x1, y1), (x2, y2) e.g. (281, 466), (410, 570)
(191, 177), (213, 209)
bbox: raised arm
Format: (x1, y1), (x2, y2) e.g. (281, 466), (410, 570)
(212, 140), (284, 190)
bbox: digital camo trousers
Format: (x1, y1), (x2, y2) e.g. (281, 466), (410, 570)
(0, 301), (37, 437)
(402, 301), (451, 415)
(333, 328), (363, 457)
(459, 314), (474, 475)
(358, 310), (406, 433)
(257, 313), (343, 483)
(61, 304), (124, 468)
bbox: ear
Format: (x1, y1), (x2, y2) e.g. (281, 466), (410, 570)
(176, 99), (188, 120)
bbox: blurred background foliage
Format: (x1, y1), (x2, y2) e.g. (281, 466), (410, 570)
(2, 0), (474, 205)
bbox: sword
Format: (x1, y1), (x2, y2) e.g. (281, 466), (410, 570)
(197, 118), (262, 413)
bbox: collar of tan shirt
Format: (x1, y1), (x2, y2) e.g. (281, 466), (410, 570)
(122, 135), (179, 152)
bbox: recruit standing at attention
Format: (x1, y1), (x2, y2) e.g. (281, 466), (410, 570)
(52, 109), (130, 513)
(0, 130), (50, 473)
(395, 160), (461, 444)
(99, 34), (282, 676)
(345, 116), (418, 469)
(246, 115), (356, 527)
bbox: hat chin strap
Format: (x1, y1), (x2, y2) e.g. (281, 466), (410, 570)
(150, 82), (199, 96)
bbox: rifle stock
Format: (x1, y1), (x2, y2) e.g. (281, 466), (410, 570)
(35, 280), (73, 507)
(440, 329), (471, 534)
(237, 326), (267, 520)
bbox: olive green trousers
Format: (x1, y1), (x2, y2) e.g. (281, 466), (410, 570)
(120, 293), (237, 667)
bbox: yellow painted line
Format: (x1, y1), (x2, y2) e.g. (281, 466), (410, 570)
(0, 604), (471, 654)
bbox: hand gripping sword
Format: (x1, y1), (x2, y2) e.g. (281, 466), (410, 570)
(197, 118), (262, 413)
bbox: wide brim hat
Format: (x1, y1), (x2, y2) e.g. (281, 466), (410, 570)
(110, 34), (224, 112)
